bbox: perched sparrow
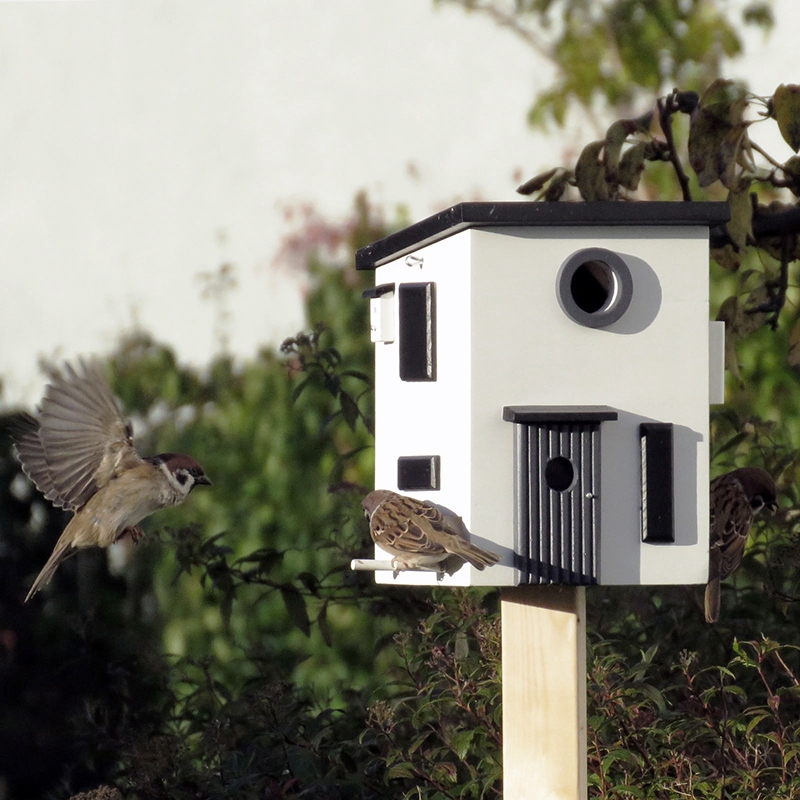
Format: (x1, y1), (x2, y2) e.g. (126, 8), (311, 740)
(13, 358), (211, 601)
(362, 489), (500, 575)
(705, 467), (778, 623)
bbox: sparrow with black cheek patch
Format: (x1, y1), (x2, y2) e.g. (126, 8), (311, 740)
(12, 358), (211, 602)
(362, 489), (500, 575)
(705, 467), (778, 623)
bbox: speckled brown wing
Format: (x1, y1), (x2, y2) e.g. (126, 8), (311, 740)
(710, 475), (754, 577)
(370, 493), (450, 562)
(705, 473), (756, 623)
(366, 490), (500, 571)
(13, 358), (143, 511)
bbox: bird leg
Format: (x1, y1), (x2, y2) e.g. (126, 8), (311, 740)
(115, 525), (145, 544)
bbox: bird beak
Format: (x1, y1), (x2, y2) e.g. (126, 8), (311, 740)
(767, 500), (779, 515)
(196, 474), (212, 487)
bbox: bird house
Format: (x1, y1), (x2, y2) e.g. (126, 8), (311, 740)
(356, 202), (730, 587)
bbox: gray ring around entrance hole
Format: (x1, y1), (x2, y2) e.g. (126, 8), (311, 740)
(556, 247), (633, 328)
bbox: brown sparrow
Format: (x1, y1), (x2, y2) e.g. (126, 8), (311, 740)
(362, 489), (500, 574)
(13, 358), (211, 601)
(706, 467), (778, 623)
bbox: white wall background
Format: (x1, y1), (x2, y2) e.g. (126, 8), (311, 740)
(0, 0), (795, 406)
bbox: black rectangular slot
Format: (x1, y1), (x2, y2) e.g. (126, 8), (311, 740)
(640, 422), (674, 543)
(399, 282), (436, 381)
(397, 455), (440, 491)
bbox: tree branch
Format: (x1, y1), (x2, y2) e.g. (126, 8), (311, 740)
(658, 95), (693, 202)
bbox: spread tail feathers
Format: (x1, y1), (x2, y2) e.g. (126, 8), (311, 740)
(705, 578), (719, 622)
(25, 535), (77, 602)
(461, 541), (501, 571)
(704, 577), (721, 623)
(705, 547), (722, 623)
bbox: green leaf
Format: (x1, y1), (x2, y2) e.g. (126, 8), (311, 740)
(543, 170), (572, 201)
(298, 571), (320, 595)
(773, 84), (800, 152)
(280, 585), (311, 637)
(788, 317), (800, 371)
(712, 431), (748, 459)
(317, 603), (332, 647)
(291, 376), (311, 403)
(638, 683), (667, 713)
(688, 79), (749, 187)
(726, 184), (754, 251)
(517, 167), (559, 196)
(386, 764), (415, 780)
(341, 368), (373, 385)
(746, 712), (771, 734)
(574, 140), (608, 201)
(340, 391), (360, 432)
(235, 547), (284, 573)
(618, 141), (647, 191)
(700, 79), (749, 125)
(451, 729), (475, 760)
(603, 119), (637, 177)
(286, 746), (319, 782)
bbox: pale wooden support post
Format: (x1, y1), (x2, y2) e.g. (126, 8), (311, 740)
(501, 585), (587, 800)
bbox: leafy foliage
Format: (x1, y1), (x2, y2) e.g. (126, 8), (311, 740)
(437, 0), (773, 130)
(364, 591), (502, 799)
(588, 638), (800, 797)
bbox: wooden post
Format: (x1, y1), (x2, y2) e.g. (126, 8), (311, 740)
(501, 585), (587, 800)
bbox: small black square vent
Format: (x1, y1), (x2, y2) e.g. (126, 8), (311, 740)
(397, 455), (441, 491)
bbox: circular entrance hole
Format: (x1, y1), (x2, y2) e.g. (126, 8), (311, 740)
(570, 259), (615, 313)
(557, 247), (633, 328)
(544, 456), (575, 492)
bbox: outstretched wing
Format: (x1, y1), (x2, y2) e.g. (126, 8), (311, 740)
(14, 358), (143, 510)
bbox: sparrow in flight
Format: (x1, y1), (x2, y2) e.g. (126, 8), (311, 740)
(362, 489), (500, 575)
(706, 466), (778, 623)
(13, 358), (211, 601)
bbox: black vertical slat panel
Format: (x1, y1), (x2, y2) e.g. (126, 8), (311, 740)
(585, 425), (596, 581)
(543, 427), (552, 582)
(503, 405), (615, 586)
(532, 426), (541, 579)
(513, 424), (531, 578)
(564, 425), (575, 583)
(518, 420), (601, 585)
(559, 427), (567, 580)
(545, 427), (555, 582)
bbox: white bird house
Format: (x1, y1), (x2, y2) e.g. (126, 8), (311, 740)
(356, 202), (730, 587)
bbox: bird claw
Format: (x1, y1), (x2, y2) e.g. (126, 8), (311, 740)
(115, 525), (145, 545)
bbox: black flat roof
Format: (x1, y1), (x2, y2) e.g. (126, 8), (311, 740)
(355, 201), (730, 270)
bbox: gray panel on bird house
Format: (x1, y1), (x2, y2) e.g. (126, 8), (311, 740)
(504, 406), (618, 585)
(399, 282), (437, 381)
(640, 422), (675, 543)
